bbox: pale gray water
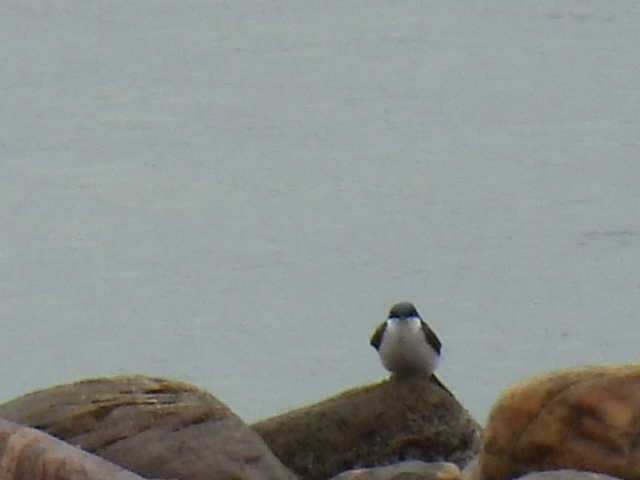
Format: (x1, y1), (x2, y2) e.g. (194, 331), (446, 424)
(1, 1), (639, 424)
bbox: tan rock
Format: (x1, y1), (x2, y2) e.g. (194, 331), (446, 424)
(0, 418), (145, 480)
(479, 364), (640, 480)
(0, 375), (296, 480)
(330, 460), (461, 480)
(253, 375), (481, 480)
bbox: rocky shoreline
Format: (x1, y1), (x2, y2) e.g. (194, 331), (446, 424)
(1, 365), (639, 480)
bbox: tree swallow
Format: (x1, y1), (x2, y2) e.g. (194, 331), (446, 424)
(370, 302), (441, 378)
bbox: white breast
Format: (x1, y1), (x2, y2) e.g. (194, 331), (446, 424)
(378, 318), (439, 376)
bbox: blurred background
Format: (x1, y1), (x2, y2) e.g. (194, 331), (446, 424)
(1, 1), (639, 423)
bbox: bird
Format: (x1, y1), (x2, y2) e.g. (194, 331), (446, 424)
(370, 301), (441, 378)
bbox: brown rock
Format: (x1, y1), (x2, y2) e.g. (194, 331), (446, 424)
(330, 460), (461, 480)
(252, 375), (481, 480)
(479, 364), (640, 480)
(0, 418), (145, 480)
(0, 375), (296, 480)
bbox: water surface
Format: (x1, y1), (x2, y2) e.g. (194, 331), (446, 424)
(1, 1), (639, 423)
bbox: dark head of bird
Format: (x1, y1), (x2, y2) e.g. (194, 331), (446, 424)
(388, 301), (420, 320)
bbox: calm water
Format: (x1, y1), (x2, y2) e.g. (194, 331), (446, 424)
(2, 1), (639, 423)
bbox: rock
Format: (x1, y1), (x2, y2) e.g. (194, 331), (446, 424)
(0, 417), (145, 480)
(0, 375), (296, 480)
(515, 472), (625, 480)
(252, 375), (481, 480)
(330, 460), (461, 480)
(461, 458), (480, 480)
(478, 364), (640, 480)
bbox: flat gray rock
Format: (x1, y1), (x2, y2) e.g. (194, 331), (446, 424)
(516, 471), (625, 480)
(0, 375), (296, 480)
(331, 461), (461, 480)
